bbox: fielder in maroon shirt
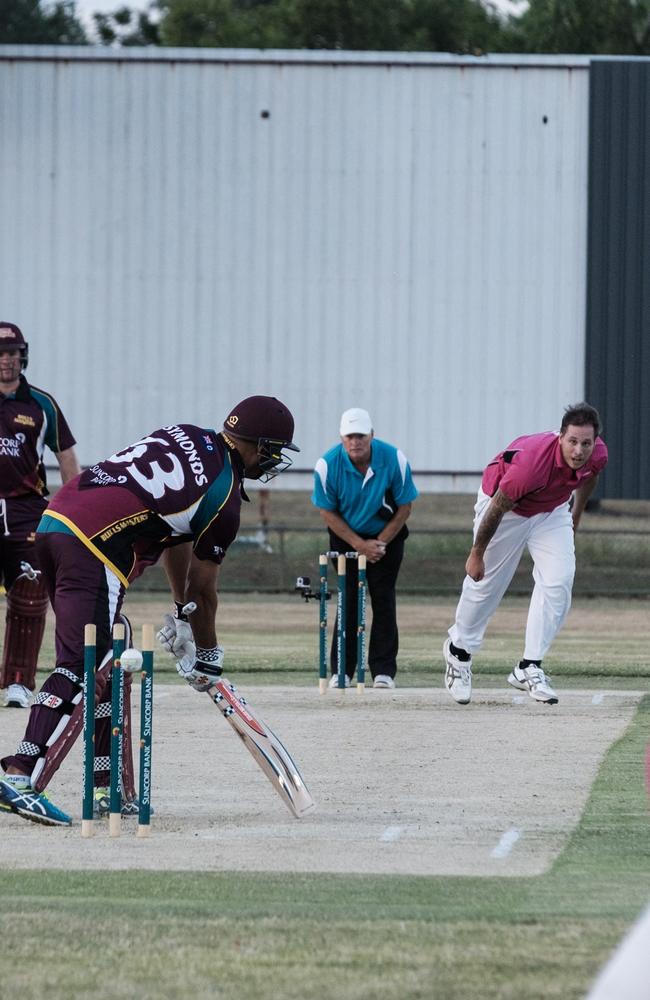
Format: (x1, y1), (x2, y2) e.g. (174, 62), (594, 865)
(443, 402), (607, 707)
(0, 395), (298, 826)
(0, 322), (80, 710)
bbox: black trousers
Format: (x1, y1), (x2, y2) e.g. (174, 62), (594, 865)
(328, 527), (406, 680)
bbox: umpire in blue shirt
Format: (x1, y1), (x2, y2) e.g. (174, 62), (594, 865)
(312, 408), (418, 689)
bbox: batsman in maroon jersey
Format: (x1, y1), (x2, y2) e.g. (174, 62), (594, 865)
(0, 395), (298, 826)
(0, 322), (80, 711)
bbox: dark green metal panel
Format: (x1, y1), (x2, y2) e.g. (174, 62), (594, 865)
(586, 60), (650, 499)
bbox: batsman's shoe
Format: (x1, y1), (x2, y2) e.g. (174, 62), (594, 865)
(93, 787), (154, 818)
(373, 675), (396, 689)
(4, 683), (32, 708)
(443, 638), (472, 704)
(0, 778), (72, 826)
(329, 673), (350, 688)
(508, 662), (558, 705)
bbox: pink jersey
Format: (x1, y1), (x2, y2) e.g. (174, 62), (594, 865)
(481, 432), (608, 517)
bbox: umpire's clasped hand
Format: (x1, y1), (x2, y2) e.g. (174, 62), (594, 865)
(362, 538), (387, 563)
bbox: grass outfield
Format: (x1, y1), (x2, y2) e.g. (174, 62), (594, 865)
(29, 592), (650, 686)
(1, 594), (648, 999)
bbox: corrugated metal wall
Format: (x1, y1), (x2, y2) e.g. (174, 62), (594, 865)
(586, 59), (650, 499)
(0, 48), (590, 488)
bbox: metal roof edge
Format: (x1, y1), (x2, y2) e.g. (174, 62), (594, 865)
(0, 45), (595, 69)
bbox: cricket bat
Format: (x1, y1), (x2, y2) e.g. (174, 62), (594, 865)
(206, 678), (315, 819)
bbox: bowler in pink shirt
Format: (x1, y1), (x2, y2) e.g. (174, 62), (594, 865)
(443, 402), (607, 706)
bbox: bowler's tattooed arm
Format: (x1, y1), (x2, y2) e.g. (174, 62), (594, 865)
(465, 489), (515, 582)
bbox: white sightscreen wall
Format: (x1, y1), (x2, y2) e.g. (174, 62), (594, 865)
(0, 49), (590, 489)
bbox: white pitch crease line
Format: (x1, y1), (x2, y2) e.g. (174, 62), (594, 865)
(592, 693), (604, 705)
(380, 826), (403, 842)
(490, 827), (521, 859)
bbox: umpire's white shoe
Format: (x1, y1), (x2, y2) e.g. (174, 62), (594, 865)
(443, 639), (472, 704)
(4, 683), (32, 708)
(329, 673), (350, 688)
(373, 675), (395, 689)
(508, 662), (558, 705)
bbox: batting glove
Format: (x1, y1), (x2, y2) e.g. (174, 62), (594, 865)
(176, 645), (225, 692)
(157, 603), (196, 661)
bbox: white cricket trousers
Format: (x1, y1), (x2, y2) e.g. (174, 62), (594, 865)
(449, 490), (576, 660)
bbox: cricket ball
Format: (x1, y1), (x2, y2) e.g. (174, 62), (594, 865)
(120, 647), (144, 673)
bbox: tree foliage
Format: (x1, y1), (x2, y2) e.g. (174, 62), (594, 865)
(277, 0), (407, 51)
(93, 4), (161, 45)
(2, 0), (650, 54)
(154, 0), (650, 53)
(402, 0), (507, 54)
(157, 0), (507, 52)
(509, 0), (650, 55)
(0, 0), (87, 43)
(158, 0), (288, 48)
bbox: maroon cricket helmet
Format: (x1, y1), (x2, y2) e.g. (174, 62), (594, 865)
(0, 322), (29, 369)
(223, 395), (298, 451)
(223, 395), (299, 481)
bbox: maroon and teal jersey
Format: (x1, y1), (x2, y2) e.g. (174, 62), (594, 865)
(0, 376), (76, 499)
(39, 425), (245, 587)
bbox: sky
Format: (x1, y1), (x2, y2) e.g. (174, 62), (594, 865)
(74, 0), (151, 37)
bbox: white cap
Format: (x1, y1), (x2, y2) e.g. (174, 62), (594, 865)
(340, 407), (372, 436)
